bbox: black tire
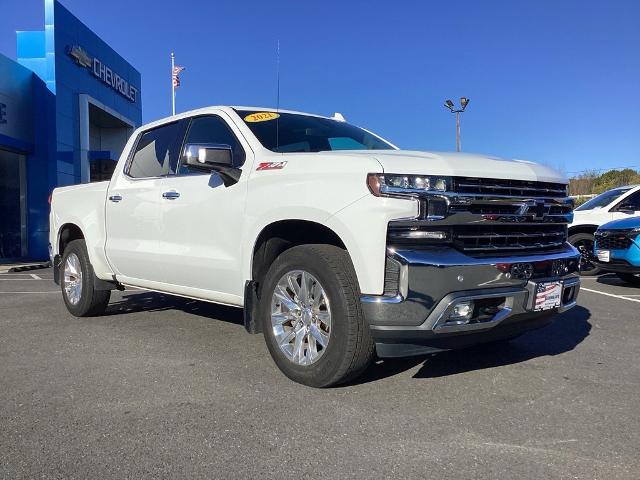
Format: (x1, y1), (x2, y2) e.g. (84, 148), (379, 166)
(568, 232), (601, 276)
(60, 239), (111, 317)
(259, 244), (375, 388)
(617, 273), (640, 286)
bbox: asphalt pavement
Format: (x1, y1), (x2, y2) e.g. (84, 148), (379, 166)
(1, 269), (639, 479)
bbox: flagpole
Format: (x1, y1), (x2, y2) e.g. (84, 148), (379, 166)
(171, 52), (176, 116)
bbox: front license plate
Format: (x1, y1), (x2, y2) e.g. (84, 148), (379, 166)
(597, 250), (610, 262)
(534, 281), (562, 311)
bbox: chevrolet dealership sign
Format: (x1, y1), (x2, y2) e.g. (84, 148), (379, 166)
(67, 45), (138, 103)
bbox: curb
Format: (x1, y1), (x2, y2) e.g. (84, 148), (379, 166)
(7, 262), (52, 273)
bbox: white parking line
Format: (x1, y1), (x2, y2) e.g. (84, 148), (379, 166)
(0, 272), (46, 276)
(579, 275), (617, 280)
(0, 291), (60, 294)
(30, 273), (41, 280)
(0, 278), (47, 281)
(581, 287), (640, 303)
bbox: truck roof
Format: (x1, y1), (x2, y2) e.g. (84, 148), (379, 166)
(147, 106), (338, 128)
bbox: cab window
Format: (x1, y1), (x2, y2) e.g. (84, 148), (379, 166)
(127, 122), (181, 178)
(180, 116), (245, 174)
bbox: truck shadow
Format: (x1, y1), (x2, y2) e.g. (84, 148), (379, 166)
(592, 274), (640, 290)
(349, 305), (592, 385)
(105, 291), (244, 326)
(107, 291), (592, 385)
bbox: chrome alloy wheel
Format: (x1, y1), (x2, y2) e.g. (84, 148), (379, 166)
(63, 253), (83, 305)
(271, 270), (331, 366)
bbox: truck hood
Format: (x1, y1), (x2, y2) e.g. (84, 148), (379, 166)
(321, 150), (567, 184)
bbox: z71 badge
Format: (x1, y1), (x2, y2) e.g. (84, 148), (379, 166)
(256, 161), (287, 171)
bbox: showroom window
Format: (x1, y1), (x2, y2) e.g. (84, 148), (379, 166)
(0, 149), (27, 260)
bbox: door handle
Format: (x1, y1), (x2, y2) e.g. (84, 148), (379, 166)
(108, 194), (123, 203)
(162, 191), (180, 200)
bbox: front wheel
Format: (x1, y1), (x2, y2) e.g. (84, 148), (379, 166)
(60, 239), (111, 317)
(617, 273), (640, 286)
(569, 232), (601, 276)
(259, 244), (375, 388)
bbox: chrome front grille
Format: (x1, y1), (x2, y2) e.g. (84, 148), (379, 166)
(453, 177), (568, 198)
(452, 225), (567, 253)
(388, 176), (572, 256)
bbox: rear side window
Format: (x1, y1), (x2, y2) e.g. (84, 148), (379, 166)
(617, 190), (640, 210)
(128, 122), (180, 178)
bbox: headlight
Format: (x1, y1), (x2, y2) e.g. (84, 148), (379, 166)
(367, 174), (452, 197)
(630, 227), (640, 238)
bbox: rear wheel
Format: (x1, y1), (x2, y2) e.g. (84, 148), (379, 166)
(259, 244), (374, 388)
(569, 232), (600, 276)
(617, 273), (640, 286)
(60, 239), (111, 317)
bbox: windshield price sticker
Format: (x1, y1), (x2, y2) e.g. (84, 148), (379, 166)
(244, 112), (280, 123)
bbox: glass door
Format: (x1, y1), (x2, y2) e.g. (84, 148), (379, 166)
(0, 149), (27, 260)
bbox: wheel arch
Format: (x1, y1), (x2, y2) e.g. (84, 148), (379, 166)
(250, 219), (347, 285)
(57, 223), (85, 256)
(243, 219), (350, 334)
(568, 224), (599, 237)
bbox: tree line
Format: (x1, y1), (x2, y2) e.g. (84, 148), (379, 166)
(569, 168), (640, 196)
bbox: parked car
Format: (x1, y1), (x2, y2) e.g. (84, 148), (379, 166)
(569, 185), (640, 275)
(49, 106), (581, 387)
(593, 217), (640, 285)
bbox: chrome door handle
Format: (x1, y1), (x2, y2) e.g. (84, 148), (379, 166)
(108, 194), (123, 203)
(162, 191), (180, 200)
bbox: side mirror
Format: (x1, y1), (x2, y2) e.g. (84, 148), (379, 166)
(183, 143), (241, 186)
(184, 143), (233, 169)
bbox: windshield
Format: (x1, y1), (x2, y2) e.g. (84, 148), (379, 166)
(235, 109), (396, 153)
(575, 187), (633, 211)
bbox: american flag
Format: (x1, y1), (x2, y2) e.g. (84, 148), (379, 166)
(536, 284), (557, 305)
(172, 65), (185, 88)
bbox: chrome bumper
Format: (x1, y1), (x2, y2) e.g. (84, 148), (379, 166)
(361, 243), (581, 356)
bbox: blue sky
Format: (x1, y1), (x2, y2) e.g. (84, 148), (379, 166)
(2, 0), (639, 175)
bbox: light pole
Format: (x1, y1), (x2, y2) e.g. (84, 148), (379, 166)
(444, 97), (470, 152)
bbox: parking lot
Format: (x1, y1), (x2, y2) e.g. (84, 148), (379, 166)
(1, 269), (639, 479)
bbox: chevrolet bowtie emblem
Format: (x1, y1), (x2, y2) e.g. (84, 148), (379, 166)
(66, 45), (92, 68)
(517, 200), (547, 219)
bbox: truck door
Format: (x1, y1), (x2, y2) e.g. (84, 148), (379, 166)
(155, 113), (251, 302)
(105, 121), (184, 284)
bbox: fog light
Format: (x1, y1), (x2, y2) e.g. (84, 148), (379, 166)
(408, 230), (448, 240)
(447, 300), (474, 324)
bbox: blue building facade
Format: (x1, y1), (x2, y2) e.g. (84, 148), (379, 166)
(0, 0), (142, 261)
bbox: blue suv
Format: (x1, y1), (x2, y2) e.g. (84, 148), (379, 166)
(594, 216), (640, 285)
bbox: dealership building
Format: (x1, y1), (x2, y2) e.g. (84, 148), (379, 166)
(0, 0), (142, 261)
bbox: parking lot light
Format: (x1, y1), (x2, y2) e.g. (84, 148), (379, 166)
(443, 97), (470, 152)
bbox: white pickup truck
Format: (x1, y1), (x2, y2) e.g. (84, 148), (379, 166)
(50, 106), (581, 387)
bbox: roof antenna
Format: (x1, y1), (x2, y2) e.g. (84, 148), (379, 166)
(276, 39), (280, 151)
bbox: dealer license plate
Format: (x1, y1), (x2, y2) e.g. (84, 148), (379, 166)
(533, 281), (562, 311)
(596, 250), (610, 262)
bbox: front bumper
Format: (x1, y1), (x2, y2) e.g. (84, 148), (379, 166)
(593, 239), (640, 274)
(361, 243), (581, 357)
